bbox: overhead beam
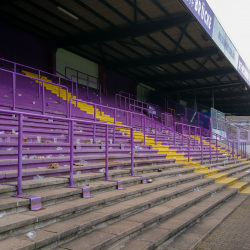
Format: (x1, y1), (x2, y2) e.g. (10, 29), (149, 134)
(139, 67), (236, 85)
(107, 47), (218, 69)
(57, 14), (195, 47)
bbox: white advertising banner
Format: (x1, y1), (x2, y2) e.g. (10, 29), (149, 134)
(212, 129), (227, 139)
(212, 17), (239, 69)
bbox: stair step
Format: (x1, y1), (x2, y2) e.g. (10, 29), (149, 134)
(59, 188), (239, 250)
(229, 182), (248, 191)
(217, 177), (238, 187)
(164, 193), (250, 250)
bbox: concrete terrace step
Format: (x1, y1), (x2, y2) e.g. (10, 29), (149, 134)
(0, 176), (220, 248)
(165, 193), (250, 250)
(56, 185), (237, 250)
(116, 190), (248, 250)
(0, 157), (175, 182)
(0, 167), (205, 216)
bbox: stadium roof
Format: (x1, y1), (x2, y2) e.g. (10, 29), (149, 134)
(1, 0), (250, 115)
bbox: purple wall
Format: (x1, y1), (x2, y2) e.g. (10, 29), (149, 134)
(0, 22), (50, 71)
(105, 70), (134, 96)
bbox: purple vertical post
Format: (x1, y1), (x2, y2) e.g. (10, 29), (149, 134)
(209, 137), (212, 164)
(216, 136), (218, 164)
(245, 142), (246, 158)
(144, 116), (146, 145)
(105, 125), (109, 181)
(232, 142), (235, 160)
(66, 88), (69, 117)
(155, 123), (157, 145)
(17, 114), (23, 196)
(188, 137), (190, 162)
(93, 105), (96, 143)
(12, 71), (16, 110)
(69, 120), (74, 187)
(237, 142), (239, 160)
(42, 81), (45, 114)
(130, 112), (132, 127)
(125, 98), (126, 111)
(201, 135), (203, 165)
(241, 142), (242, 158)
(130, 127), (134, 176)
(228, 140), (230, 160)
(113, 109), (116, 143)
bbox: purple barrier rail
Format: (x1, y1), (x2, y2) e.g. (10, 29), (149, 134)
(161, 113), (174, 129)
(71, 75), (102, 104)
(0, 58), (76, 95)
(69, 99), (216, 164)
(115, 93), (149, 111)
(65, 66), (98, 81)
(240, 142), (247, 158)
(0, 67), (69, 117)
(0, 108), (133, 196)
(119, 91), (137, 100)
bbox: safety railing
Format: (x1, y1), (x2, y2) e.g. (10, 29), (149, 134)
(0, 67), (69, 117)
(71, 75), (102, 104)
(119, 91), (137, 100)
(0, 57), (76, 95)
(0, 108), (134, 197)
(161, 113), (174, 129)
(115, 93), (149, 111)
(240, 142), (247, 158)
(65, 67), (99, 92)
(69, 99), (221, 164)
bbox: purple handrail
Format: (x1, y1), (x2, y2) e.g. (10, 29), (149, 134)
(70, 98), (213, 164)
(0, 67), (69, 117)
(0, 108), (133, 196)
(119, 91), (137, 100)
(65, 66), (98, 80)
(71, 75), (101, 103)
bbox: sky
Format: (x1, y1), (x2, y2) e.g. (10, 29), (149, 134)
(206, 0), (250, 69)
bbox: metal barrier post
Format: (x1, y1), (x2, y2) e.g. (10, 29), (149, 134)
(105, 125), (109, 181)
(241, 142), (242, 158)
(113, 109), (116, 143)
(69, 120), (74, 187)
(93, 104), (96, 143)
(42, 81), (45, 114)
(210, 137), (212, 164)
(216, 137), (218, 164)
(130, 128), (134, 176)
(237, 142), (239, 160)
(201, 135), (203, 165)
(232, 142), (235, 160)
(13, 71), (16, 110)
(17, 114), (23, 196)
(155, 123), (157, 145)
(188, 137), (190, 162)
(144, 116), (146, 145)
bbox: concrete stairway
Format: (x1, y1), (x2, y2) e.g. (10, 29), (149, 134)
(0, 159), (249, 249)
